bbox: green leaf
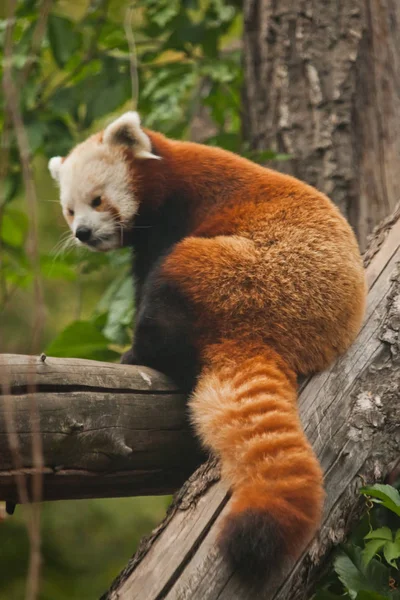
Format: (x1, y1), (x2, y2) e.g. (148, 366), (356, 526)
(249, 150), (292, 163)
(101, 277), (134, 345)
(80, 251), (110, 274)
(2, 244), (30, 275)
(205, 132), (240, 152)
(9, 53), (28, 69)
(48, 15), (81, 68)
(365, 529), (393, 542)
(26, 121), (47, 154)
(96, 271), (129, 313)
(361, 485), (400, 517)
(16, 0), (36, 16)
(44, 119), (74, 157)
(151, 3), (179, 27)
(363, 540), (386, 567)
(383, 537), (400, 569)
(92, 312), (108, 331)
(45, 321), (120, 361)
(96, 274), (133, 345)
(182, 0), (199, 8)
(141, 0), (180, 29)
(0, 173), (20, 204)
(201, 61), (237, 84)
(98, 24), (128, 50)
(40, 255), (77, 281)
(1, 208), (29, 248)
(334, 547), (390, 598)
(49, 86), (80, 115)
(85, 77), (131, 122)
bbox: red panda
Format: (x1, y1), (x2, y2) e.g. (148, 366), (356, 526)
(49, 111), (366, 580)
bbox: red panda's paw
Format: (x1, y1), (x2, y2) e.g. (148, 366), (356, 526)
(218, 509), (289, 582)
(120, 347), (139, 365)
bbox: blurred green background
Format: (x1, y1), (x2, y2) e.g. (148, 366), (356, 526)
(0, 497), (169, 599)
(0, 0), (245, 598)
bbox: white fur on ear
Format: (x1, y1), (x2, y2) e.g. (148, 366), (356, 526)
(135, 149), (161, 160)
(103, 111), (160, 160)
(48, 156), (63, 182)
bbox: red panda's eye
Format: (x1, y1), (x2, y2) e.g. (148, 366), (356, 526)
(92, 196), (102, 208)
(68, 208), (74, 216)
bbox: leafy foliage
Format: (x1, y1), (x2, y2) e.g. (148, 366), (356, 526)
(361, 485), (400, 519)
(1, 0), (245, 359)
(363, 528), (400, 569)
(314, 485), (400, 599)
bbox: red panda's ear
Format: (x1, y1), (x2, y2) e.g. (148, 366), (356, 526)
(48, 156), (64, 182)
(103, 112), (160, 160)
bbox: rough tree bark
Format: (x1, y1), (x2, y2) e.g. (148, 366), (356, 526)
(100, 208), (400, 600)
(243, 0), (400, 250)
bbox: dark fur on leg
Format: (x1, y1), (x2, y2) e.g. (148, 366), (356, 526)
(120, 347), (139, 365)
(130, 265), (199, 391)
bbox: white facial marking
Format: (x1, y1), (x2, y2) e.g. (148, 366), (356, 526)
(49, 112), (161, 252)
(48, 156), (63, 182)
(49, 138), (136, 251)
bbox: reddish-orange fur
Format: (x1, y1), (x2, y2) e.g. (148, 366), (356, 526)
(62, 122), (366, 578)
(120, 129), (367, 576)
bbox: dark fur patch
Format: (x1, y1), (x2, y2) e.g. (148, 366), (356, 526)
(130, 267), (199, 391)
(130, 192), (191, 302)
(120, 188), (198, 390)
(219, 509), (289, 582)
(115, 125), (136, 147)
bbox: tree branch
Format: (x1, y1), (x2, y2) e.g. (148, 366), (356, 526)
(0, 356), (203, 502)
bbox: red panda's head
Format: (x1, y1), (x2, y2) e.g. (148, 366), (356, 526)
(48, 112), (160, 252)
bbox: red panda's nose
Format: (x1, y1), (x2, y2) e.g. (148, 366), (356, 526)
(75, 227), (92, 242)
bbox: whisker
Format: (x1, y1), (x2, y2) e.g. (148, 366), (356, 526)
(50, 232), (76, 259)
(52, 244), (74, 264)
(50, 240), (66, 256)
(50, 234), (72, 255)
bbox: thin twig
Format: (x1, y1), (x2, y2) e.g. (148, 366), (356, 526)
(3, 6), (47, 353)
(125, 3), (140, 110)
(2, 0), (49, 598)
(19, 0), (53, 86)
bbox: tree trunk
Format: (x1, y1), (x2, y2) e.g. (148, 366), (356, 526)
(101, 207), (400, 600)
(243, 0), (400, 250)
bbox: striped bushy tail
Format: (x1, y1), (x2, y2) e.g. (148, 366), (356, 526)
(190, 340), (324, 580)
